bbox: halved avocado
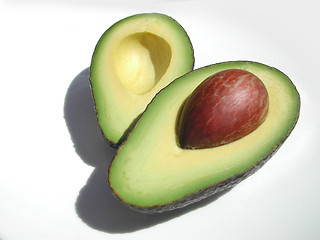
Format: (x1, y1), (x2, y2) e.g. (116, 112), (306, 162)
(90, 13), (194, 147)
(108, 61), (300, 213)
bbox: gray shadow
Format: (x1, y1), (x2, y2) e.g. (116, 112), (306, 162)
(64, 68), (231, 233)
(63, 67), (115, 167)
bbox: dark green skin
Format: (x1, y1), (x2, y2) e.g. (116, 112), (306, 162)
(108, 61), (301, 213)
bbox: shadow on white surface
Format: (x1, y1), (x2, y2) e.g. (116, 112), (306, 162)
(64, 68), (231, 233)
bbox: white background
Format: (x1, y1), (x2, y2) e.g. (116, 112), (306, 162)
(1, 0), (320, 239)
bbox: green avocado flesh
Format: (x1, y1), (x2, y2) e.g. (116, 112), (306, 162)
(108, 61), (300, 212)
(90, 13), (194, 146)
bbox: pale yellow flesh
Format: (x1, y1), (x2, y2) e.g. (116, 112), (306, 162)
(90, 13), (194, 144)
(115, 32), (172, 95)
(109, 62), (300, 207)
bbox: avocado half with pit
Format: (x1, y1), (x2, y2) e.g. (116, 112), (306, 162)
(108, 61), (300, 213)
(90, 13), (194, 147)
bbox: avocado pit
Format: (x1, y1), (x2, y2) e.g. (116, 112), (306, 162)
(177, 69), (269, 149)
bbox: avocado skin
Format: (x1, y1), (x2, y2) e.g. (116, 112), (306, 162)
(89, 13), (195, 148)
(108, 61), (301, 213)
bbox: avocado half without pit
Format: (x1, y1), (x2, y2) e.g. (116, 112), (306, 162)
(90, 13), (194, 147)
(108, 61), (300, 213)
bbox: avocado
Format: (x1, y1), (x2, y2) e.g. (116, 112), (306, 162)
(108, 61), (300, 213)
(90, 13), (194, 147)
